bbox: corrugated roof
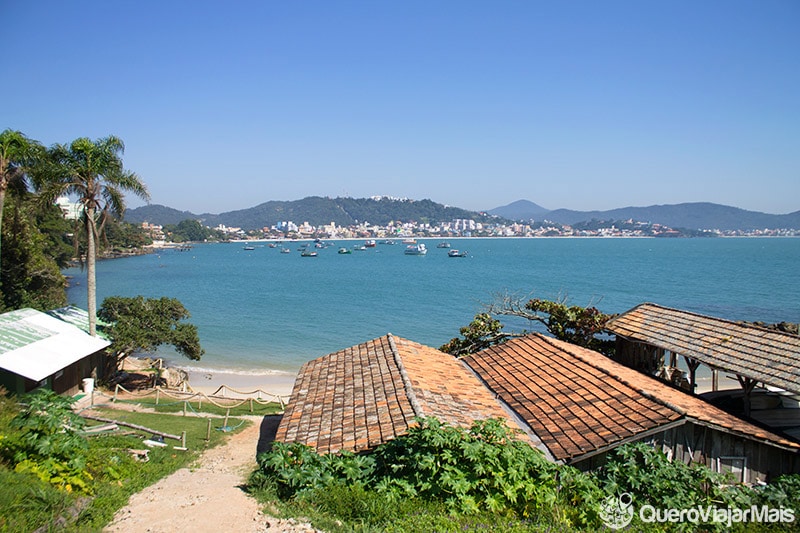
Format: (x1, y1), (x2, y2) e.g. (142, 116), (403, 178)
(605, 303), (800, 394)
(45, 306), (110, 339)
(0, 308), (111, 382)
(276, 334), (521, 454)
(463, 333), (800, 463)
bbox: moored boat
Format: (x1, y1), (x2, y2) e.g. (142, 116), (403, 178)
(448, 249), (468, 258)
(338, 247), (352, 254)
(404, 243), (427, 255)
(437, 242), (451, 248)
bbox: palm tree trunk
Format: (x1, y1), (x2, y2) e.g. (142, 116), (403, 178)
(86, 206), (97, 336)
(0, 186), (6, 269)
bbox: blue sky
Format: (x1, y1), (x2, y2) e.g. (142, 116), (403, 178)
(3, 1), (798, 214)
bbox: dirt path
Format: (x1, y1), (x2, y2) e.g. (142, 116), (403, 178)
(104, 415), (319, 533)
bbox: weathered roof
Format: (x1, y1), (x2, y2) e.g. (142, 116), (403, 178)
(45, 306), (110, 339)
(0, 308), (111, 382)
(605, 303), (800, 394)
(276, 334), (520, 454)
(463, 333), (800, 463)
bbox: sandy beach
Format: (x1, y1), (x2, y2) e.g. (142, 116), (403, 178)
(120, 356), (297, 402)
(184, 369), (297, 401)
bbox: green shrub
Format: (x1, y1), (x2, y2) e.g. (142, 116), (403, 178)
(252, 417), (603, 529)
(1, 389), (93, 494)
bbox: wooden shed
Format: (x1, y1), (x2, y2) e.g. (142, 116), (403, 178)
(605, 303), (800, 417)
(0, 307), (110, 396)
(463, 333), (800, 484)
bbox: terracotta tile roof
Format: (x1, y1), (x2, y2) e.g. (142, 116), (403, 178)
(276, 334), (519, 454)
(606, 303), (800, 394)
(463, 334), (800, 463)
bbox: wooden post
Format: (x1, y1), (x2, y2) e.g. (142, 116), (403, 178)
(181, 430), (186, 449)
(113, 384), (119, 402)
(250, 398), (254, 413)
(156, 389), (160, 405)
(223, 408), (230, 429)
(685, 357), (701, 394)
(737, 375), (758, 417)
(206, 418), (212, 442)
(183, 401), (188, 416)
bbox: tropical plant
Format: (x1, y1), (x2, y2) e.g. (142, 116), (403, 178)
(252, 417), (601, 528)
(35, 136), (149, 335)
(595, 442), (746, 514)
(0, 389), (92, 494)
(0, 129), (44, 274)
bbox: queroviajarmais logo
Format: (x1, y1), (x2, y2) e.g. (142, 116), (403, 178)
(599, 492), (634, 530)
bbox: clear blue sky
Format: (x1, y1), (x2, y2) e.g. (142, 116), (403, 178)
(3, 1), (798, 214)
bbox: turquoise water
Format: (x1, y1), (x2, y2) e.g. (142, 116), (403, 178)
(64, 238), (800, 375)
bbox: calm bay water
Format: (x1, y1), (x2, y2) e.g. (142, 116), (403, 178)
(64, 238), (800, 376)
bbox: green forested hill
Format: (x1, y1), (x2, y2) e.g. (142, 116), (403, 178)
(125, 196), (499, 230)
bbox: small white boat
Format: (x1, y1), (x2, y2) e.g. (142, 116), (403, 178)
(437, 242), (451, 248)
(404, 243), (427, 255)
(448, 249), (468, 258)
(338, 247), (352, 254)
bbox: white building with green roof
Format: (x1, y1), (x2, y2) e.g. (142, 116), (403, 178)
(0, 307), (111, 396)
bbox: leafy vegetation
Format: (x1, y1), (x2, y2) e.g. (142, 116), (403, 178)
(0, 390), (92, 494)
(250, 417), (600, 530)
(98, 296), (204, 371)
(250, 417), (800, 532)
(0, 389), (251, 532)
(441, 297), (616, 356)
(439, 313), (512, 356)
(163, 218), (221, 242)
(0, 193), (68, 312)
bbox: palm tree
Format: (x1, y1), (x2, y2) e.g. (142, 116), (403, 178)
(0, 129), (43, 265)
(37, 136), (149, 335)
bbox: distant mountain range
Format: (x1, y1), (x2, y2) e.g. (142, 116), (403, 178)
(124, 196), (800, 232)
(487, 200), (800, 231)
(125, 196), (499, 231)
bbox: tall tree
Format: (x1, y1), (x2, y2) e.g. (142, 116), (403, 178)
(0, 129), (43, 270)
(98, 296), (204, 372)
(36, 136), (149, 335)
(0, 192), (67, 311)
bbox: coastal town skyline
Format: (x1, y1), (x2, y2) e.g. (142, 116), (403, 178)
(3, 1), (798, 215)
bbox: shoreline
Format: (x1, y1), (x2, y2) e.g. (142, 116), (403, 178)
(183, 368), (297, 399)
(121, 356), (297, 400)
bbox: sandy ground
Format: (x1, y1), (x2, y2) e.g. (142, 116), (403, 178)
(184, 370), (297, 401)
(101, 359), (317, 532)
(103, 414), (320, 533)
